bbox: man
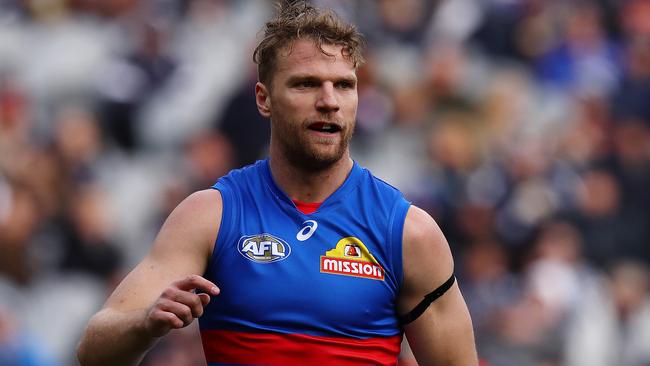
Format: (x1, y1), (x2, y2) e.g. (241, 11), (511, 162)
(76, 2), (477, 365)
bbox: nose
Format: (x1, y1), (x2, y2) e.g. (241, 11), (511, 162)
(315, 82), (339, 113)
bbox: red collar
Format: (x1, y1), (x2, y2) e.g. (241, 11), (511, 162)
(292, 199), (322, 214)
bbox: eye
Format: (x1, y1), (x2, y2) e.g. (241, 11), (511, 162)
(294, 80), (318, 89)
(336, 80), (355, 90)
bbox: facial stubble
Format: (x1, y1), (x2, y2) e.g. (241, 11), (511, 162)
(273, 117), (354, 173)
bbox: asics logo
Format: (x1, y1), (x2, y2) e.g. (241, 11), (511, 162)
(296, 220), (318, 241)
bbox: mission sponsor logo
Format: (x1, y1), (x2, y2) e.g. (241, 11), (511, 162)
(320, 237), (385, 281)
(238, 234), (291, 263)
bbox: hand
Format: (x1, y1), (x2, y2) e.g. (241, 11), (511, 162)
(143, 275), (220, 337)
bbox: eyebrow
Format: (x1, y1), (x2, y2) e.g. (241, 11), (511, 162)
(286, 74), (357, 85)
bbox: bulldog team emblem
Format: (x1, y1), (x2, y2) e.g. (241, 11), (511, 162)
(320, 237), (385, 280)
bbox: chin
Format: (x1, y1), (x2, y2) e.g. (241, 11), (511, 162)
(290, 150), (345, 172)
(279, 132), (350, 172)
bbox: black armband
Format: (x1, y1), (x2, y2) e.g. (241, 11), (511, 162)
(398, 274), (456, 325)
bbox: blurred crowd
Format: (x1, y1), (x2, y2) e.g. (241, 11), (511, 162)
(0, 0), (649, 365)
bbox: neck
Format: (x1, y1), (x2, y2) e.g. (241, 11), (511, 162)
(269, 152), (354, 203)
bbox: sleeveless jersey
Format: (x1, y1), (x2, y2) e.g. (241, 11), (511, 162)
(199, 159), (411, 366)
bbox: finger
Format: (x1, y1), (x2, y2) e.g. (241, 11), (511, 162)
(198, 293), (211, 306)
(147, 311), (183, 336)
(164, 290), (206, 318)
(159, 300), (194, 326)
(174, 275), (220, 295)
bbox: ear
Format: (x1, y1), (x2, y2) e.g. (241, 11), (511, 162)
(255, 82), (271, 118)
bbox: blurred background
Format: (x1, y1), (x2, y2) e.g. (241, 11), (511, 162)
(1, 0), (649, 365)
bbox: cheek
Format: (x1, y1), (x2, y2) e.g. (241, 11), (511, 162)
(274, 94), (312, 117)
(342, 94), (358, 114)
(350, 100), (358, 116)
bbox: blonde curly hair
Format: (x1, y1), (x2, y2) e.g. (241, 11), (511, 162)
(253, 1), (365, 85)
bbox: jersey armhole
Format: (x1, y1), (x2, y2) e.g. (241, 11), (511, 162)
(206, 184), (233, 277)
(388, 200), (410, 291)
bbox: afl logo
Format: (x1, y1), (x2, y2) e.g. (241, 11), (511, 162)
(238, 234), (291, 263)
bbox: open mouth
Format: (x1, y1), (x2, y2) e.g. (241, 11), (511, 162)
(308, 122), (342, 134)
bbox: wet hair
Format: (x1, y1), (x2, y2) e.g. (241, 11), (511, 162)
(253, 1), (365, 85)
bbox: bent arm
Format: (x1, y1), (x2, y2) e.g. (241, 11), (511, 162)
(398, 206), (477, 365)
(77, 189), (222, 366)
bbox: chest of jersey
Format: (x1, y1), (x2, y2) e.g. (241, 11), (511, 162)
(199, 160), (407, 341)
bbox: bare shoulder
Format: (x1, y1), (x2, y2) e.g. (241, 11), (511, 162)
(402, 205), (454, 274)
(150, 189), (223, 260)
(399, 205), (454, 312)
(166, 189), (223, 225)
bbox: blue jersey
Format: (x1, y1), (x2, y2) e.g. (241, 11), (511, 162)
(199, 159), (411, 365)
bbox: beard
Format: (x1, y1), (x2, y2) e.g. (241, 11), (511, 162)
(273, 118), (354, 173)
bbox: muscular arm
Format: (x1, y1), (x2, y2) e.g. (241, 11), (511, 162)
(398, 206), (478, 365)
(76, 189), (222, 366)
